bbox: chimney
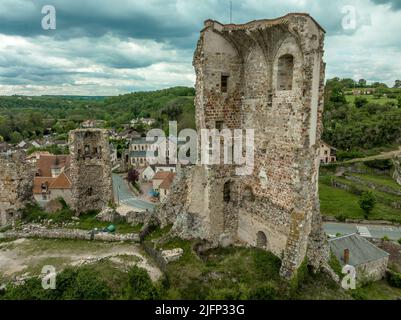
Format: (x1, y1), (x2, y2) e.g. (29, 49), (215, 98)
(344, 248), (350, 265)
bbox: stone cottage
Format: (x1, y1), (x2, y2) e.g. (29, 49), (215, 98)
(329, 234), (389, 283)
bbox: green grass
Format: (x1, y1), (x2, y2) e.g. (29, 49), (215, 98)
(73, 211), (142, 234)
(352, 173), (401, 192)
(319, 183), (401, 222)
(334, 176), (401, 203)
(345, 94), (397, 105)
(350, 280), (401, 300)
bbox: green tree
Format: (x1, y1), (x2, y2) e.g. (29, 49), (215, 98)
(354, 96), (368, 108)
(358, 191), (376, 219)
(10, 131), (23, 144)
(358, 79), (367, 87)
(394, 80), (401, 88)
(127, 168), (139, 185)
(122, 266), (159, 300)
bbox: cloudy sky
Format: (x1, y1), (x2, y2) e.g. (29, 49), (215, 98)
(0, 0), (401, 96)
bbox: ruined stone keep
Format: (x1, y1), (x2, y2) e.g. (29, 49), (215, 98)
(0, 153), (35, 226)
(158, 14), (329, 279)
(68, 129), (114, 214)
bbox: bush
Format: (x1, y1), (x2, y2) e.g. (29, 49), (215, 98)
(382, 236), (390, 242)
(22, 202), (73, 224)
(364, 159), (393, 170)
(358, 191), (377, 219)
(335, 214), (347, 222)
(328, 251), (343, 278)
(1, 266), (111, 300)
(398, 238), (401, 245)
(387, 271), (401, 288)
(336, 150), (365, 162)
(355, 97), (368, 108)
(122, 266), (159, 300)
(61, 267), (112, 300)
(0, 278), (53, 300)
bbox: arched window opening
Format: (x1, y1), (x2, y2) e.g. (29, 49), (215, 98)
(277, 54), (294, 91)
(256, 231), (267, 248)
(223, 181), (231, 203)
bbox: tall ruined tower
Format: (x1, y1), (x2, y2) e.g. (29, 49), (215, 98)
(157, 13), (329, 279)
(189, 13), (328, 279)
(68, 129), (114, 214)
(0, 153), (34, 226)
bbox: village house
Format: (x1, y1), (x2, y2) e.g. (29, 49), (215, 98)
(154, 163), (177, 173)
(81, 120), (105, 129)
(329, 234), (389, 283)
(33, 154), (72, 207)
(26, 151), (52, 164)
(130, 117), (156, 127)
(320, 141), (337, 164)
(152, 171), (176, 202)
(140, 165), (156, 181)
(129, 136), (185, 168)
(352, 88), (376, 95)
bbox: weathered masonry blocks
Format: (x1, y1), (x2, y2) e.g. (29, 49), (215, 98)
(0, 153), (35, 226)
(68, 129), (114, 214)
(158, 13), (330, 280)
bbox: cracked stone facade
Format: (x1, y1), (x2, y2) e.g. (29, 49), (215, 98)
(157, 13), (330, 279)
(68, 129), (114, 214)
(0, 153), (35, 226)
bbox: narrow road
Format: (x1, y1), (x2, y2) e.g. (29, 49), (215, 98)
(112, 174), (155, 212)
(323, 222), (401, 240)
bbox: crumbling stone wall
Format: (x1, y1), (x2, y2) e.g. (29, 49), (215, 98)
(157, 13), (330, 280)
(0, 153), (34, 226)
(68, 129), (114, 214)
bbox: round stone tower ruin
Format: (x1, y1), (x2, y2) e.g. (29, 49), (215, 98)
(68, 129), (114, 215)
(157, 13), (330, 280)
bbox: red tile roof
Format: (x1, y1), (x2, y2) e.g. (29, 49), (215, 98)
(158, 172), (176, 190)
(36, 155), (70, 177)
(153, 171), (173, 181)
(33, 172), (71, 194)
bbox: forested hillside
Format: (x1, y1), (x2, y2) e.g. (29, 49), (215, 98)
(1, 80), (401, 160)
(0, 87), (195, 143)
(323, 78), (401, 160)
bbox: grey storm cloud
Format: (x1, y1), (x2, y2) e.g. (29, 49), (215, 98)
(370, 0), (401, 9)
(0, 0), (400, 95)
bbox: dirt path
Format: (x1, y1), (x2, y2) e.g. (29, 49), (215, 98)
(0, 238), (162, 281)
(344, 147), (401, 164)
